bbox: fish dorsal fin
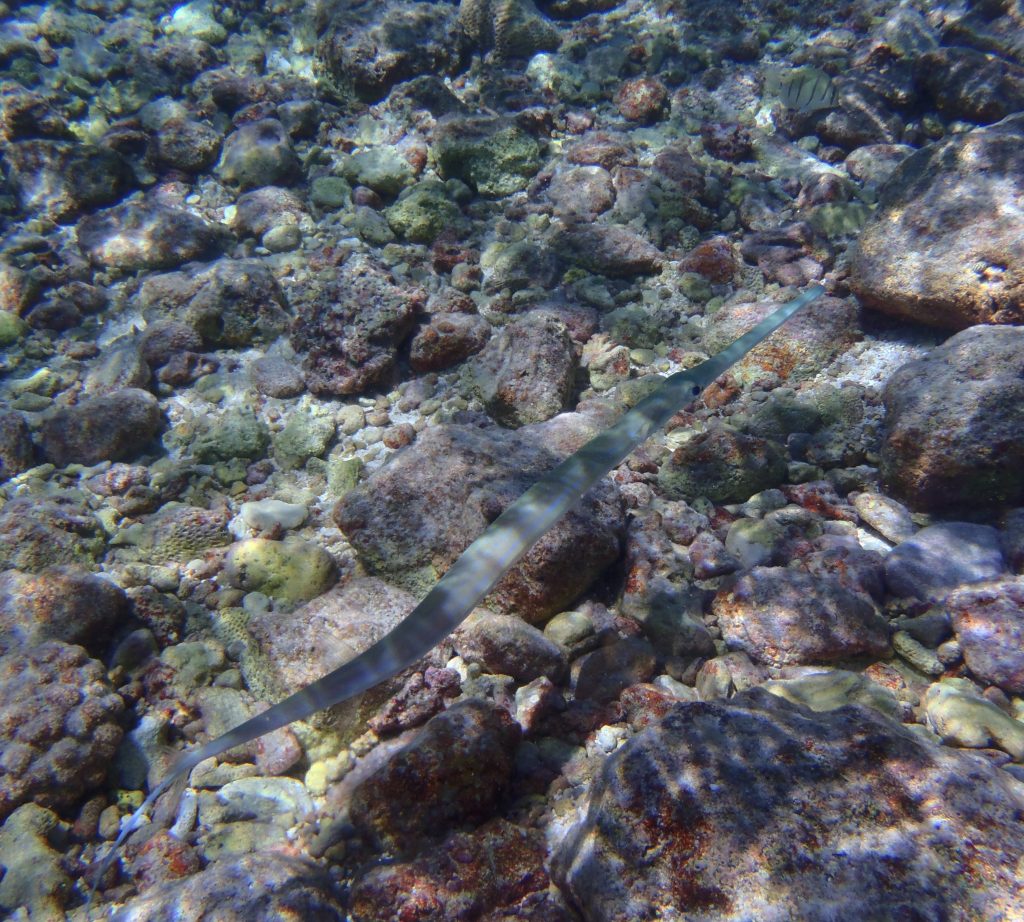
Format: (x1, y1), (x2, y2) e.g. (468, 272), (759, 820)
(89, 284), (825, 904)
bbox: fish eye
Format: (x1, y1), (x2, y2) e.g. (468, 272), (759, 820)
(691, 384), (701, 395)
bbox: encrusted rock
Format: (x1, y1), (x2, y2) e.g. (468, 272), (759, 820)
(347, 698), (521, 854)
(947, 577), (1024, 695)
(5, 139), (133, 221)
(434, 116), (542, 197)
(0, 804), (72, 918)
(553, 688), (1024, 921)
(850, 115), (1024, 328)
(570, 637), (657, 704)
(334, 422), (624, 624)
(39, 388), (163, 467)
(880, 325), (1024, 512)
(713, 566), (890, 667)
(0, 567), (128, 655)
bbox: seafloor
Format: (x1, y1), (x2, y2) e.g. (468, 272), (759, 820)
(1, 0), (1023, 918)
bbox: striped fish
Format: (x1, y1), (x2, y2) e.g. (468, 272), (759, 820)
(766, 66), (837, 113)
(89, 284), (826, 903)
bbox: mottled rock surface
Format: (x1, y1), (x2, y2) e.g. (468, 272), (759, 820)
(947, 577), (1024, 695)
(880, 325), (1024, 512)
(0, 804), (72, 919)
(850, 115), (1024, 329)
(334, 422), (624, 623)
(114, 852), (345, 921)
(39, 388), (163, 467)
(713, 566), (890, 667)
(883, 522), (1007, 601)
(0, 567), (128, 655)
(347, 698), (521, 854)
(553, 688), (1024, 922)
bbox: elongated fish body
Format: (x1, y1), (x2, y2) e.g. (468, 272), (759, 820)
(91, 283), (825, 897)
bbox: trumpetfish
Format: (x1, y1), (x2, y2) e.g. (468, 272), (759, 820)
(91, 283), (825, 898)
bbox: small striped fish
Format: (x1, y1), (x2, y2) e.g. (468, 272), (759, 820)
(766, 66), (837, 113)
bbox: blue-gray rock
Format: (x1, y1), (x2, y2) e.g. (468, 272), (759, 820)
(884, 522), (1007, 601)
(880, 324), (1024, 512)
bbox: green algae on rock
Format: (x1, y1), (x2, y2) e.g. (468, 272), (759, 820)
(433, 117), (542, 196)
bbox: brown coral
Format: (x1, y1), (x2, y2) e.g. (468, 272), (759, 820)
(0, 641), (124, 821)
(458, 0), (561, 61)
